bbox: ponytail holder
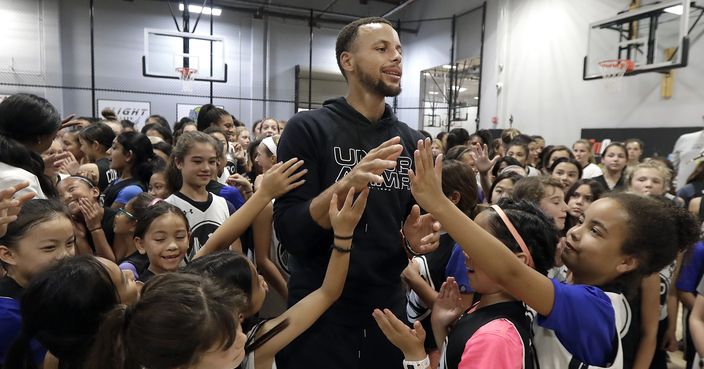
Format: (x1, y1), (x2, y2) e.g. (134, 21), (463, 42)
(490, 205), (535, 268)
(261, 137), (277, 157)
(148, 198), (163, 207)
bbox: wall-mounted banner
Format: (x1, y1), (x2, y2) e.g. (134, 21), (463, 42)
(97, 99), (151, 131)
(177, 103), (224, 122)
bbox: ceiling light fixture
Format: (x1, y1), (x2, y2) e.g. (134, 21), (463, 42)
(179, 3), (222, 16)
(664, 5), (683, 15)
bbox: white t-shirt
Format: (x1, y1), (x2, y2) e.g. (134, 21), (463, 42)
(0, 162), (46, 199)
(672, 130), (704, 190)
(165, 192), (230, 261)
(582, 163), (603, 179)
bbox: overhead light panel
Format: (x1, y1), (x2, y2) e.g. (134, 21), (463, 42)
(429, 91), (439, 95)
(664, 5), (683, 15)
(179, 3), (222, 16)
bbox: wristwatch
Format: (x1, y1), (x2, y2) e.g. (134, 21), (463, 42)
(403, 356), (430, 369)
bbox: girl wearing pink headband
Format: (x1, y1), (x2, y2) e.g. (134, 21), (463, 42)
(376, 139), (698, 369)
(376, 199), (557, 369)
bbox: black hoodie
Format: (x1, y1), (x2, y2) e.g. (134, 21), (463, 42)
(274, 97), (424, 324)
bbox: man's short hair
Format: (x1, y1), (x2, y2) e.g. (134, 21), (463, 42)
(335, 17), (393, 79)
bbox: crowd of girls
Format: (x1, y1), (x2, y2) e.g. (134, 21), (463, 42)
(2, 92), (704, 369)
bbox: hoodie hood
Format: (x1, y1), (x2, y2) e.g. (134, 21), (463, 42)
(322, 97), (399, 128)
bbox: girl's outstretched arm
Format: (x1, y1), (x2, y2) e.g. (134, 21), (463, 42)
(409, 138), (555, 316)
(252, 187), (368, 363)
(252, 202), (288, 299)
(194, 158), (306, 259)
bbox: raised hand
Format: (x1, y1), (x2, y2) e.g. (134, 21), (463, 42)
(226, 173), (253, 197)
(372, 308), (427, 361)
(401, 258), (422, 284)
(340, 136), (403, 190)
(59, 114), (77, 129)
(79, 198), (104, 231)
(403, 205), (441, 254)
(44, 151), (72, 172)
(58, 152), (80, 176)
(473, 143), (500, 175)
(431, 277), (464, 330)
(232, 143), (246, 162)
(257, 158), (307, 199)
(77, 163), (99, 184)
(0, 182), (35, 237)
(409, 138), (445, 215)
(329, 187), (369, 237)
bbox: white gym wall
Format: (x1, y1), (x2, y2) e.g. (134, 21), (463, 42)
(1, 0), (702, 144)
(0, 0), (64, 112)
(480, 0), (704, 145)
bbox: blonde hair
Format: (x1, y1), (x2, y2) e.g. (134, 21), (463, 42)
(235, 126), (249, 138)
(626, 159), (672, 191)
(432, 139), (444, 152)
(573, 139), (595, 164)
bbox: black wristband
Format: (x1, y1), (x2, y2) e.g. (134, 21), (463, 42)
(89, 227), (102, 232)
(404, 238), (421, 257)
(334, 234), (354, 240)
(331, 243), (352, 253)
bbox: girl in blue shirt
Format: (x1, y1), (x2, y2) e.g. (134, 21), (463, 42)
(407, 139), (699, 368)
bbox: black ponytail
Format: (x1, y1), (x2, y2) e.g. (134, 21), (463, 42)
(196, 104), (230, 132)
(116, 132), (155, 186)
(609, 193), (700, 276)
(5, 255), (120, 369)
(82, 306), (130, 369)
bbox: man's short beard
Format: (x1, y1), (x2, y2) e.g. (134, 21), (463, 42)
(359, 70), (401, 97)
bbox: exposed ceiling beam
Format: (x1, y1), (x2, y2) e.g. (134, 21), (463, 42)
(381, 0), (418, 18)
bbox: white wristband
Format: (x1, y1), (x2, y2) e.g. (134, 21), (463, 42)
(402, 356), (430, 369)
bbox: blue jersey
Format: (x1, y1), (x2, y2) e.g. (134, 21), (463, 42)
(532, 279), (629, 369)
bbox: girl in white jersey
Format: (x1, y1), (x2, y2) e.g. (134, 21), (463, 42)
(404, 139), (698, 369)
(164, 131), (235, 260)
(184, 186), (368, 369)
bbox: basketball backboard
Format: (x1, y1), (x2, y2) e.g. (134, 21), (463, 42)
(143, 28), (227, 82)
(583, 0), (702, 80)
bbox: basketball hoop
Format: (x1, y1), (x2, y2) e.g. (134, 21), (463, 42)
(176, 67), (198, 93)
(598, 59), (635, 90)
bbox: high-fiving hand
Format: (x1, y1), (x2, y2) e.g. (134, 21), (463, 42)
(329, 187), (369, 237)
(373, 308), (427, 361)
(0, 182), (35, 237)
(257, 158), (307, 199)
(408, 138), (445, 215)
(340, 136), (403, 191)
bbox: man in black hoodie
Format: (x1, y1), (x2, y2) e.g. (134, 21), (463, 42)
(275, 17), (439, 369)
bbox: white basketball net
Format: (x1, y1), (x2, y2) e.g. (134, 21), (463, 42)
(598, 60), (631, 91)
(176, 67), (198, 93)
